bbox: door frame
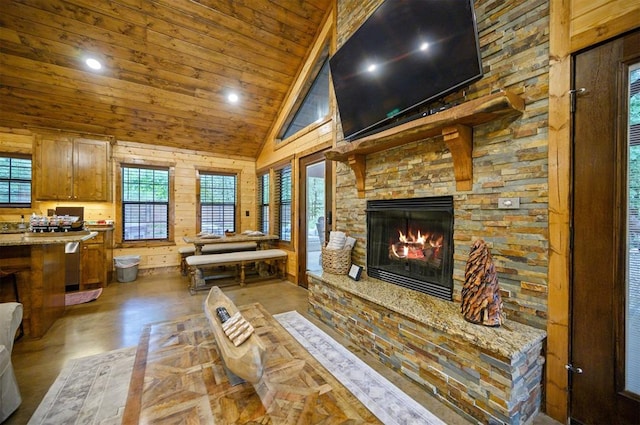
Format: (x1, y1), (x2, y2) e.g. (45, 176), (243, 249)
(297, 151), (332, 288)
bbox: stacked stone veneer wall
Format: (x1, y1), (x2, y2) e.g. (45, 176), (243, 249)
(309, 274), (546, 424)
(334, 0), (550, 330)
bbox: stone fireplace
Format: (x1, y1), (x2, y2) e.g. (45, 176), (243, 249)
(366, 196), (454, 300)
(318, 1), (551, 422)
(318, 84), (549, 425)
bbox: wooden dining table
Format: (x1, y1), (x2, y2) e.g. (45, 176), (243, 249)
(183, 233), (279, 255)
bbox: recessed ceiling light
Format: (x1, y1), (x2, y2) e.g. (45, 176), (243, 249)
(227, 93), (239, 103)
(367, 64), (377, 72)
(85, 58), (102, 70)
(419, 42), (429, 51)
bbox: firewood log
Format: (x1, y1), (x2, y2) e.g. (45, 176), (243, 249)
(461, 239), (503, 327)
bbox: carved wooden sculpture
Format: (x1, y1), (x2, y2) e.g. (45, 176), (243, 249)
(461, 239), (503, 327)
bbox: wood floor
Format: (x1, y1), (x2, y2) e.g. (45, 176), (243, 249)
(6, 270), (560, 424)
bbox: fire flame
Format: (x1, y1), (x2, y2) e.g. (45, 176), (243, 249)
(390, 229), (443, 261)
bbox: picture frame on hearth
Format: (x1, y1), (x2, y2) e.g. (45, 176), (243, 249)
(348, 264), (363, 281)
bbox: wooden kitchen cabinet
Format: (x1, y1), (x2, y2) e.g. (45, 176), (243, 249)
(81, 229), (113, 289)
(35, 135), (112, 201)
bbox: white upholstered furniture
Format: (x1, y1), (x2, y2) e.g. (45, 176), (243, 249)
(0, 302), (22, 422)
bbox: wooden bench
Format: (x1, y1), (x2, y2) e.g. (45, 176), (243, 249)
(186, 249), (287, 294)
(178, 242), (257, 275)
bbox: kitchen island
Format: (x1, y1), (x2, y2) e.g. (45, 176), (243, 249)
(0, 231), (98, 338)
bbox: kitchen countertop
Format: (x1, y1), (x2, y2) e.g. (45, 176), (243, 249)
(86, 225), (114, 232)
(0, 230), (98, 246)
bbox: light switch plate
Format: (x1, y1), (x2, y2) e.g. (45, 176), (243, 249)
(498, 197), (520, 209)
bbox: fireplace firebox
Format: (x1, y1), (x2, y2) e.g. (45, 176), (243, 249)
(366, 196), (453, 300)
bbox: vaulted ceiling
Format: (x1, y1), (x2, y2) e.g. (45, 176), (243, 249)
(0, 0), (333, 157)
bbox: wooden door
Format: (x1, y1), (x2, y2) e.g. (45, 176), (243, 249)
(571, 30), (640, 424)
(35, 136), (73, 200)
(74, 138), (111, 201)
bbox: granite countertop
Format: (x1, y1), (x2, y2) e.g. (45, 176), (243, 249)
(0, 230), (98, 246)
(308, 271), (547, 360)
(86, 225), (114, 231)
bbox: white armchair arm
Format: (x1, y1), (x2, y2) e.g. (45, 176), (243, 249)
(0, 303), (22, 352)
(0, 302), (22, 422)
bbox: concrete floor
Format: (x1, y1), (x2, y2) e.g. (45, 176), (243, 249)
(7, 271), (561, 425)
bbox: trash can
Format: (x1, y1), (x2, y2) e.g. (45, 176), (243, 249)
(114, 255), (141, 282)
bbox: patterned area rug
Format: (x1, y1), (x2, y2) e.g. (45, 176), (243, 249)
(274, 311), (445, 425)
(65, 288), (103, 306)
(29, 311), (444, 424)
(28, 346), (136, 425)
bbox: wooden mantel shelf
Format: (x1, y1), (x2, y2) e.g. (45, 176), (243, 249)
(325, 90), (525, 196)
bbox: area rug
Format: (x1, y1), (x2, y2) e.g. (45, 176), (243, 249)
(28, 346), (136, 425)
(65, 288), (103, 306)
(29, 311), (444, 424)
(274, 311), (446, 425)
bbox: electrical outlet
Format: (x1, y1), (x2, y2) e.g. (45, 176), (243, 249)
(498, 197), (520, 209)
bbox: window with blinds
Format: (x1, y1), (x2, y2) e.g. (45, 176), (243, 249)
(274, 164), (292, 242)
(122, 165), (170, 241)
(257, 173), (270, 234)
(199, 172), (237, 234)
(0, 154), (31, 208)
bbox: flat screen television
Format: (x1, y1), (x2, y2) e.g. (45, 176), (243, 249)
(330, 0), (483, 141)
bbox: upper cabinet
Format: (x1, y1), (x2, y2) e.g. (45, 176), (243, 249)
(35, 135), (112, 201)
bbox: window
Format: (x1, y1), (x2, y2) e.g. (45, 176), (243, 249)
(279, 51), (330, 141)
(198, 172), (237, 234)
(626, 63), (640, 394)
(257, 173), (270, 234)
(0, 154), (31, 208)
(274, 164), (292, 242)
(122, 166), (170, 241)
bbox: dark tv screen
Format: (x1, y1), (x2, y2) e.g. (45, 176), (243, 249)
(330, 0), (483, 140)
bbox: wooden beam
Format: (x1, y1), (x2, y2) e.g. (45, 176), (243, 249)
(546, 0), (572, 421)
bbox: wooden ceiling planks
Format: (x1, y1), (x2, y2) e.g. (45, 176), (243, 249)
(0, 0), (332, 156)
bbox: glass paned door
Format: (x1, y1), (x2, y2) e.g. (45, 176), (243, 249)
(306, 161), (326, 273)
(626, 63), (640, 396)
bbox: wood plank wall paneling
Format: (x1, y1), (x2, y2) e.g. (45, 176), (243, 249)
(547, 0), (572, 419)
(111, 141), (256, 270)
(570, 0), (640, 52)
(0, 0), (331, 157)
(0, 131), (258, 271)
(0, 131), (33, 155)
(255, 9), (335, 280)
